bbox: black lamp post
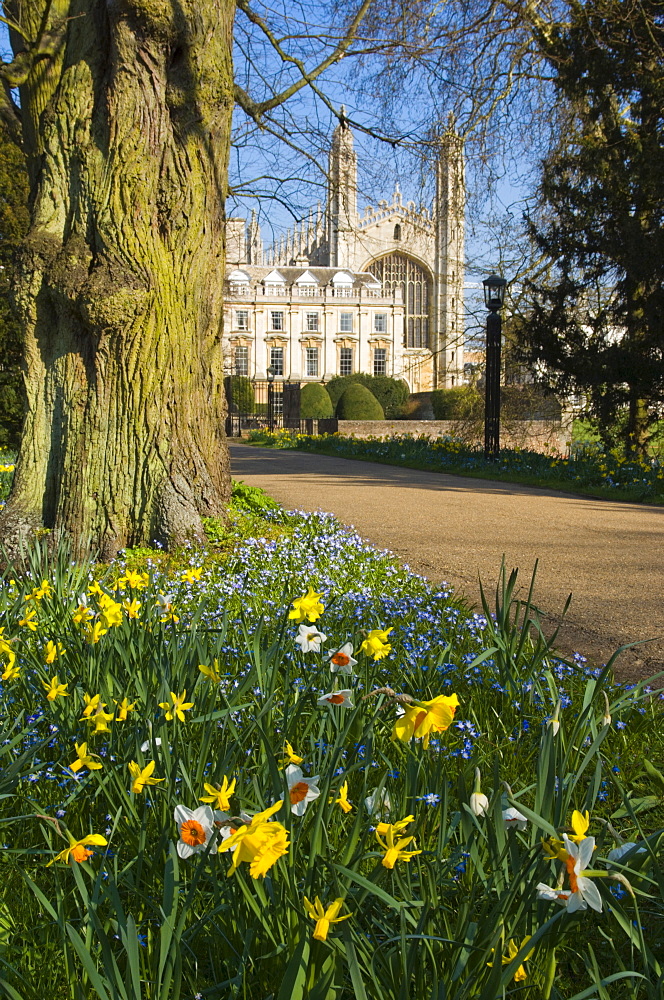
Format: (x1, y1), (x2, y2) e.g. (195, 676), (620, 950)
(482, 273), (507, 460)
(266, 364), (276, 432)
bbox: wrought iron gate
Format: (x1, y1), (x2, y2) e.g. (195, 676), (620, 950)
(224, 378), (301, 437)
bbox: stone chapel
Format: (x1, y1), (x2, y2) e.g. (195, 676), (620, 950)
(223, 116), (465, 392)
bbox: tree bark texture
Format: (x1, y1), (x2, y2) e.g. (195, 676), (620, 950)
(1, 0), (235, 559)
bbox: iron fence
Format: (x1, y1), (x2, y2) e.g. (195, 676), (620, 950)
(224, 378), (301, 437)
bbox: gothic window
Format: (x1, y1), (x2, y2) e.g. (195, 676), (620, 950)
(393, 224), (402, 241)
(365, 254), (431, 348)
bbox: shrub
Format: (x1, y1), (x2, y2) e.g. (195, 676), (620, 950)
(224, 375), (254, 413)
(325, 374), (408, 418)
(300, 381), (334, 419)
(336, 382), (385, 419)
(431, 385), (483, 420)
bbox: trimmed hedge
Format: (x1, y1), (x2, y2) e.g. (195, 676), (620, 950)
(300, 382), (334, 419)
(335, 383), (385, 420)
(325, 374), (409, 418)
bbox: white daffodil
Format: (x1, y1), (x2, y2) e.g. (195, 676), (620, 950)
(317, 689), (354, 708)
(284, 764), (321, 816)
(365, 787), (391, 817)
(174, 804), (215, 859)
(470, 792), (489, 817)
(502, 807), (528, 831)
(140, 737), (163, 752)
(537, 834), (602, 913)
(295, 624), (327, 653)
(470, 768), (489, 817)
(607, 842), (646, 867)
(327, 642), (358, 674)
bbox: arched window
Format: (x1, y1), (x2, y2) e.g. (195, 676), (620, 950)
(393, 223), (402, 241)
(365, 253), (431, 348)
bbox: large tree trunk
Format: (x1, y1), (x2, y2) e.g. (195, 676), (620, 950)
(1, 0), (234, 559)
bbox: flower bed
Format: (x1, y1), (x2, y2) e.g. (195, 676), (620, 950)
(0, 506), (663, 999)
(247, 429), (664, 505)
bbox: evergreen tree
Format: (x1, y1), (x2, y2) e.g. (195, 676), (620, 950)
(0, 115), (29, 449)
(518, 0), (664, 455)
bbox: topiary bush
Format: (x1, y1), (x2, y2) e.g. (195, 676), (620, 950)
(300, 382), (334, 419)
(224, 375), (255, 413)
(325, 374), (408, 418)
(336, 383), (385, 420)
(431, 385), (483, 420)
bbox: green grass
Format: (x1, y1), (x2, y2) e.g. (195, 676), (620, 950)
(246, 430), (664, 506)
(0, 495), (662, 999)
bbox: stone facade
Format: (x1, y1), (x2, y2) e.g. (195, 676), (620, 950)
(224, 118), (465, 393)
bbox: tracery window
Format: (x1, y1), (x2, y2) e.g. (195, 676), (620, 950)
(365, 254), (430, 348)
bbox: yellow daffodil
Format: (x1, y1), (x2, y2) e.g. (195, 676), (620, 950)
(279, 740), (303, 766)
(199, 660), (222, 683)
(114, 697), (136, 721)
(81, 693), (103, 718)
(87, 708), (114, 734)
(0, 657), (21, 682)
(83, 621), (108, 644)
(199, 776), (236, 810)
(488, 937), (533, 983)
(43, 675), (68, 701)
(44, 640), (65, 664)
(116, 570), (149, 590)
(375, 815), (422, 868)
(159, 690), (194, 721)
(122, 598), (141, 619)
(218, 800), (289, 878)
(181, 567), (202, 583)
(87, 581), (104, 597)
(47, 831), (107, 866)
(72, 604), (94, 625)
(542, 836), (568, 862)
(360, 627), (393, 660)
(1, 661), (19, 682)
(0, 635), (16, 675)
(26, 580), (53, 602)
(18, 607), (38, 631)
(303, 896), (351, 941)
(98, 593), (123, 628)
(569, 809), (590, 843)
(288, 587), (324, 623)
(128, 760), (165, 793)
(69, 742), (102, 773)
(392, 693), (459, 749)
(333, 780), (353, 813)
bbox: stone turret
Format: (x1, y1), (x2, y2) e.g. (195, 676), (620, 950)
(326, 108), (358, 267)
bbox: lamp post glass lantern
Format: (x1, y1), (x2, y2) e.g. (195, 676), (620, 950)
(482, 273), (507, 460)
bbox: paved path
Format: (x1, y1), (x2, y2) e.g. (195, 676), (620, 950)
(230, 443), (664, 681)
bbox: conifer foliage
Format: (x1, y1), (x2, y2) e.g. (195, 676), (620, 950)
(518, 0), (664, 455)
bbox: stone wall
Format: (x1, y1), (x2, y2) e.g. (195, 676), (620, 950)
(313, 418), (572, 455)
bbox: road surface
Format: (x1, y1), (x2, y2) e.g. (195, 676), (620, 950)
(230, 443), (664, 681)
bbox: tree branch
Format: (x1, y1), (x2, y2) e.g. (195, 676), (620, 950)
(233, 0), (374, 120)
